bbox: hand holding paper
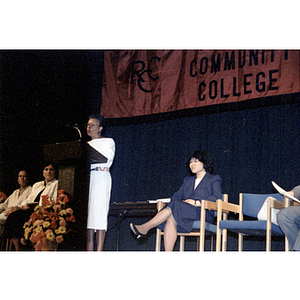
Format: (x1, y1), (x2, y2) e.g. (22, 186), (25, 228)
(271, 181), (300, 203)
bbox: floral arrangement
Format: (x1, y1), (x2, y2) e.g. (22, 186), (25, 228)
(21, 189), (75, 251)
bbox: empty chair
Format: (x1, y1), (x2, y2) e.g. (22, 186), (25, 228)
(216, 193), (288, 251)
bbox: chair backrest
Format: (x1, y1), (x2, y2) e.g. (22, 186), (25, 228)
(241, 193), (284, 218)
(213, 194), (228, 217)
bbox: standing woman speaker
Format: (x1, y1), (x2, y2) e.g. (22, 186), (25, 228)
(86, 114), (115, 251)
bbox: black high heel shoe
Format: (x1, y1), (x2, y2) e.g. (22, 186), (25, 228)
(130, 223), (147, 240)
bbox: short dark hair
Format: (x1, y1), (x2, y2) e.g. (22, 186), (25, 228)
(88, 114), (105, 128)
(185, 150), (214, 174)
(42, 161), (58, 177)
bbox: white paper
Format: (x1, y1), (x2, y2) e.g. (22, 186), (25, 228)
(271, 181), (300, 203)
(147, 198), (171, 203)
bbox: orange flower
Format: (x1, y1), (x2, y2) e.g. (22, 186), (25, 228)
(30, 231), (44, 244)
(57, 190), (69, 204)
(58, 189), (64, 195)
(29, 212), (38, 223)
(41, 195), (49, 205)
(60, 195), (69, 204)
(42, 207), (50, 215)
(56, 235), (64, 243)
(22, 190), (75, 250)
(66, 208), (73, 214)
(53, 204), (61, 212)
(59, 219), (67, 227)
(51, 219), (58, 229)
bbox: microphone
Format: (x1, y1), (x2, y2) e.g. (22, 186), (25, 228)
(65, 124), (82, 141)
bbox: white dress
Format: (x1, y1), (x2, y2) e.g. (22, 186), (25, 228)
(87, 137), (115, 231)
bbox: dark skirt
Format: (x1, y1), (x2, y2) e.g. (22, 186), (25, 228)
(3, 209), (33, 239)
(157, 200), (215, 233)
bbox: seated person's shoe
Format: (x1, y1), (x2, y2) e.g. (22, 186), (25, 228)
(130, 223), (147, 240)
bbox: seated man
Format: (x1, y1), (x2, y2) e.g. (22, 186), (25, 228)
(277, 185), (300, 251)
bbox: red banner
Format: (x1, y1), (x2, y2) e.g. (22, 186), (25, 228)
(101, 50), (300, 118)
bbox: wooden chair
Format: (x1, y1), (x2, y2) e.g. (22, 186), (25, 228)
(155, 194), (228, 251)
(216, 193), (289, 251)
(6, 238), (13, 251)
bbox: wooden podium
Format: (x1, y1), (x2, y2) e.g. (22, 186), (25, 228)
(44, 141), (90, 250)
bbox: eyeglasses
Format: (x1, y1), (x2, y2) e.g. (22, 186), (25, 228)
(86, 123), (100, 128)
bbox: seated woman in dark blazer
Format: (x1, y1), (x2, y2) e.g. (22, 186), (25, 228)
(130, 150), (222, 251)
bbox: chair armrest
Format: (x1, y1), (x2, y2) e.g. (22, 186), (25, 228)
(201, 200), (217, 211)
(157, 201), (166, 212)
(284, 196), (300, 207)
(268, 197), (284, 210)
(217, 200), (240, 214)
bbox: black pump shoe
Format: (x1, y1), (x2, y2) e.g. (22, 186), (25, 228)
(130, 223), (147, 240)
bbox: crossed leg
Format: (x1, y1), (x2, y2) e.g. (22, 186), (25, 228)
(134, 207), (178, 251)
(164, 214), (178, 251)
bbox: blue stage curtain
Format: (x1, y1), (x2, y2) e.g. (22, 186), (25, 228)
(105, 94), (300, 205)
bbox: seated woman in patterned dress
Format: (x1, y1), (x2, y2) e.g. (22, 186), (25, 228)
(130, 150), (222, 251)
